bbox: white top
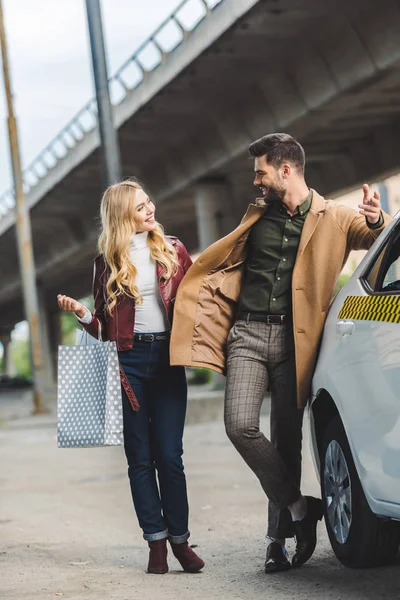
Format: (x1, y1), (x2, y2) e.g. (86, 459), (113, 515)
(78, 231), (170, 333)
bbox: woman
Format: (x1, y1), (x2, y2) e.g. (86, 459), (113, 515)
(57, 179), (204, 575)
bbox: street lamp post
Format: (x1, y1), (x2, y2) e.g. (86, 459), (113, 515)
(0, 0), (47, 413)
(85, 0), (122, 187)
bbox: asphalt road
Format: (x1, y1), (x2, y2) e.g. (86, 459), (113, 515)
(1, 395), (399, 600)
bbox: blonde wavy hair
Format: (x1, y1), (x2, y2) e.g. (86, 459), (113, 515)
(98, 179), (178, 315)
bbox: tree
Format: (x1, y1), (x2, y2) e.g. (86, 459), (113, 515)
(61, 296), (94, 345)
(7, 295), (95, 378)
(334, 272), (351, 296)
(10, 339), (31, 378)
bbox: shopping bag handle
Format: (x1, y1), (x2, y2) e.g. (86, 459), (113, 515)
(79, 317), (102, 345)
(98, 318), (103, 342)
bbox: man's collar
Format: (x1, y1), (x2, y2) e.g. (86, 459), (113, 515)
(291, 189), (313, 216)
(254, 188), (326, 214)
(309, 189), (326, 214)
(255, 189), (313, 213)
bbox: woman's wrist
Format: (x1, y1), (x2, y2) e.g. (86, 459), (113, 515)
(75, 306), (87, 319)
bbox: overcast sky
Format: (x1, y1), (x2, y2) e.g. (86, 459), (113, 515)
(0, 0), (189, 195)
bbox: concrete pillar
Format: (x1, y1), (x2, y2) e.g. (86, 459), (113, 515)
(194, 178), (236, 390)
(37, 286), (56, 388)
(194, 178), (236, 251)
(48, 311), (62, 382)
(378, 182), (389, 214)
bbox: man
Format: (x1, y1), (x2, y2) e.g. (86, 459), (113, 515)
(170, 133), (389, 572)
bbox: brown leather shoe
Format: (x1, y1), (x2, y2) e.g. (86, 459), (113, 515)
(147, 539), (168, 574)
(170, 541), (205, 572)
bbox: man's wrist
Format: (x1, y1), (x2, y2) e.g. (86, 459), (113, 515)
(366, 211), (384, 229)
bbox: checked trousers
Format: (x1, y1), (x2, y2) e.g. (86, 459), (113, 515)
(224, 319), (304, 539)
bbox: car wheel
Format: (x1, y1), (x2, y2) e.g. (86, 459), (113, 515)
(320, 415), (400, 568)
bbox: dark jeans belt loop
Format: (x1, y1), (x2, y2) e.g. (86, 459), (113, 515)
(238, 312), (286, 325)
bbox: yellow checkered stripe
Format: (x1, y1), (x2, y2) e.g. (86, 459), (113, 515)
(338, 295), (400, 323)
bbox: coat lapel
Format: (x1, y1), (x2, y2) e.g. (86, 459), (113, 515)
(239, 199), (266, 227)
(296, 190), (325, 259)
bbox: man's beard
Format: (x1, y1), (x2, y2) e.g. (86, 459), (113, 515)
(262, 186), (285, 206)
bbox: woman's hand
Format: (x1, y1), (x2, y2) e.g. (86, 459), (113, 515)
(57, 294), (87, 319)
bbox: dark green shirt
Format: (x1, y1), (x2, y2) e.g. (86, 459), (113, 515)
(238, 190), (313, 316)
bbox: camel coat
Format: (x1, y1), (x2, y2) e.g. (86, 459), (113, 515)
(170, 191), (390, 408)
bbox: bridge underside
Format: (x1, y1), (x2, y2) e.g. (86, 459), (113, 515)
(1, 0), (400, 329)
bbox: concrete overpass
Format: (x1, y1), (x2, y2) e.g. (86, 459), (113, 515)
(1, 0), (400, 378)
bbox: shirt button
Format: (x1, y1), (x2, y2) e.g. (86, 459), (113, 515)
(272, 298), (276, 302)
(288, 219), (291, 222)
(277, 277), (281, 281)
(284, 237), (288, 242)
(300, 211), (304, 215)
(282, 258), (286, 262)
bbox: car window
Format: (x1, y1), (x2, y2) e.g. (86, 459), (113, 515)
(365, 247), (386, 290)
(380, 236), (400, 292)
(363, 225), (400, 293)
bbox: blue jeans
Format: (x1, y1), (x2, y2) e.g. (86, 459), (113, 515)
(118, 334), (189, 543)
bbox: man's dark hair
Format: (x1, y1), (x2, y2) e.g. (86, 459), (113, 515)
(249, 133), (305, 174)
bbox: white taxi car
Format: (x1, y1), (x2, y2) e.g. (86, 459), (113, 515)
(310, 210), (400, 568)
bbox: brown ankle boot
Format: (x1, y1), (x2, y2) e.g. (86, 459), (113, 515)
(147, 539), (168, 574)
(170, 541), (205, 573)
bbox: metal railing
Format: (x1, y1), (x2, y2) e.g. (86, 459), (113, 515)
(0, 0), (223, 220)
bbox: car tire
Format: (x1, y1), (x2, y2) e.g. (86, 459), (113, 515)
(320, 415), (400, 568)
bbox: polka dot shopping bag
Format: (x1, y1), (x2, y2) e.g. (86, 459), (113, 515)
(57, 331), (123, 448)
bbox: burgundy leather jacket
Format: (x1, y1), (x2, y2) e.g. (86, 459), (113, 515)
(81, 236), (192, 351)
